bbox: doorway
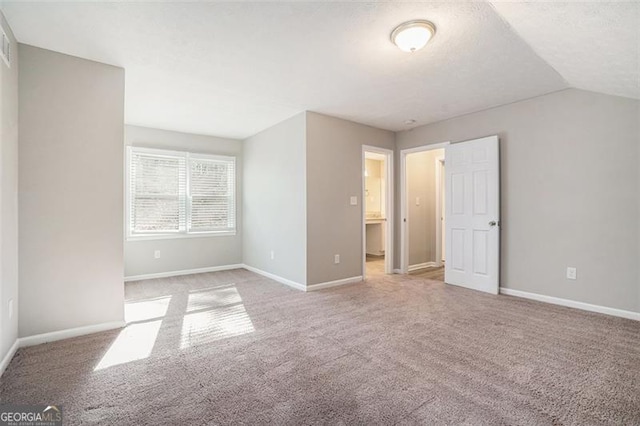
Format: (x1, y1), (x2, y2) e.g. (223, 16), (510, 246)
(401, 137), (500, 294)
(400, 142), (449, 279)
(362, 146), (393, 279)
(444, 136), (500, 294)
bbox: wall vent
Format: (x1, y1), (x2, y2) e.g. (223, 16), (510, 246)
(0, 23), (10, 68)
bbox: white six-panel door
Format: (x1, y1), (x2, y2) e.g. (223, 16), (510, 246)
(444, 136), (500, 294)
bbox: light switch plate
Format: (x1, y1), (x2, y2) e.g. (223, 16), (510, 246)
(566, 267), (577, 280)
(350, 196), (357, 206)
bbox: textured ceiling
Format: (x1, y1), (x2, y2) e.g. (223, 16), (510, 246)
(490, 1), (640, 100)
(0, 1), (592, 138)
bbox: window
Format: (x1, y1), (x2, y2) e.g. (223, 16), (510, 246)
(127, 147), (236, 239)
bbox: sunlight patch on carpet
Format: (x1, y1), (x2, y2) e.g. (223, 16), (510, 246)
(180, 304), (254, 349)
(187, 286), (242, 312)
(95, 320), (162, 370)
(124, 295), (172, 323)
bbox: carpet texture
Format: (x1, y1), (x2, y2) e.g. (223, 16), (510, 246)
(1, 269), (639, 425)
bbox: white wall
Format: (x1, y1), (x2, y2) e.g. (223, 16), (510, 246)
(124, 125), (243, 278)
(243, 113), (307, 285)
(0, 11), (18, 364)
(19, 45), (125, 337)
(396, 89), (640, 313)
(365, 158), (383, 215)
(306, 112), (395, 285)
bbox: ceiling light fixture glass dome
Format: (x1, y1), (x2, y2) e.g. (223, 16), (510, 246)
(391, 20), (436, 53)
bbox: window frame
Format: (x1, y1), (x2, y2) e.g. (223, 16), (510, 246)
(126, 146), (237, 241)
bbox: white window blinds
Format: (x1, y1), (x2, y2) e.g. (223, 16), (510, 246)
(127, 147), (236, 238)
(130, 151), (186, 234)
(189, 156), (236, 233)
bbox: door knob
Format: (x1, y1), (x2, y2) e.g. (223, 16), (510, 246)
(489, 221), (498, 227)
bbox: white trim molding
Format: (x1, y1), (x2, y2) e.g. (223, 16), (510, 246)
(0, 339), (19, 378)
(1, 320), (126, 377)
(127, 230), (237, 242)
(19, 321), (126, 348)
(307, 276), (363, 291)
(434, 154), (445, 268)
(400, 141), (450, 274)
(408, 262), (437, 272)
(500, 288), (640, 321)
(125, 263), (363, 293)
(362, 145), (394, 279)
(124, 264), (244, 282)
(242, 265), (306, 291)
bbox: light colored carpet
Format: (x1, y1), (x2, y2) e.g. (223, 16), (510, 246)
(1, 269), (639, 425)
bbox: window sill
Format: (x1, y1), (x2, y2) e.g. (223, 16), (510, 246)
(127, 231), (237, 242)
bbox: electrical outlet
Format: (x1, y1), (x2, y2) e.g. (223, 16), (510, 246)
(350, 196), (358, 206)
(566, 267), (577, 280)
(154, 250), (161, 259)
(334, 254), (340, 264)
(270, 250), (275, 260)
(8, 299), (13, 320)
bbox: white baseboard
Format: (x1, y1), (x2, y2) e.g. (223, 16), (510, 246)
(500, 288), (640, 321)
(307, 276), (363, 291)
(126, 263), (361, 293)
(19, 321), (126, 348)
(408, 262), (436, 272)
(124, 264), (244, 282)
(1, 320), (127, 378)
(241, 265), (307, 291)
(0, 339), (19, 378)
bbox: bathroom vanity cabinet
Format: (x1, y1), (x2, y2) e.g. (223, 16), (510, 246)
(366, 218), (386, 256)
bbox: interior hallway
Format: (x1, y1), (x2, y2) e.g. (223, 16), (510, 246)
(365, 255), (386, 277)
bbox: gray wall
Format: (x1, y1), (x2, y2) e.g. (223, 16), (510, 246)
(306, 112), (395, 285)
(406, 149), (441, 267)
(243, 113), (307, 285)
(0, 11), (18, 362)
(124, 125), (243, 277)
(396, 89), (640, 313)
(19, 45), (125, 337)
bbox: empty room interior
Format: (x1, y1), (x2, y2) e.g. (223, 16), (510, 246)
(0, 1), (639, 424)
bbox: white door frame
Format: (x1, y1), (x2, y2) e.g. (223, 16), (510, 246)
(362, 145), (394, 278)
(400, 142), (449, 274)
(435, 155), (445, 268)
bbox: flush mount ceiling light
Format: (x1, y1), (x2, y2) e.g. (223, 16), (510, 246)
(391, 20), (436, 53)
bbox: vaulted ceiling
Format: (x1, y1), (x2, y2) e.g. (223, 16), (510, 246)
(490, 1), (639, 100)
(2, 1), (638, 139)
